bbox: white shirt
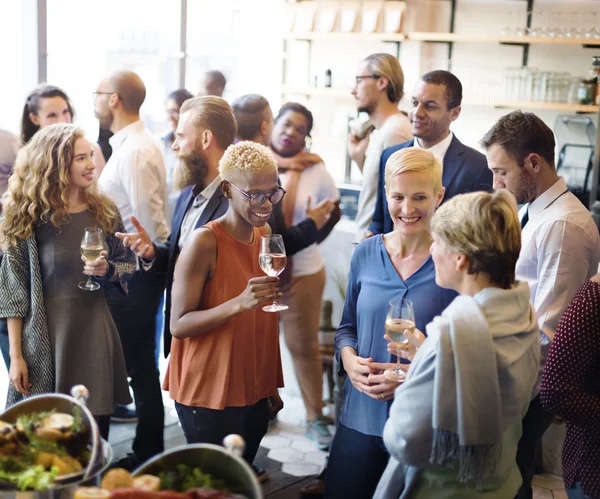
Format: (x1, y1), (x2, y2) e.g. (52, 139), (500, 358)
(178, 174), (222, 250)
(99, 120), (170, 243)
(516, 177), (600, 395)
(413, 131), (454, 162)
(280, 162), (339, 278)
(159, 133), (181, 219)
(354, 113), (412, 239)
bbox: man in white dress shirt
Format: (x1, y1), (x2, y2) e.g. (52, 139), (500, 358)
(482, 110), (600, 499)
(349, 53), (412, 240)
(94, 70), (169, 469)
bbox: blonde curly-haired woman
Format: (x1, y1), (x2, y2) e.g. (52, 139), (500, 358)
(0, 123), (135, 439)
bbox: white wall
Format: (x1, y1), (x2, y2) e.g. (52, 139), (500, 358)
(279, 0), (600, 183)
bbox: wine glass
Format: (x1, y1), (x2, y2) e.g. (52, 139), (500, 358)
(79, 227), (104, 291)
(383, 298), (415, 382)
(258, 234), (289, 312)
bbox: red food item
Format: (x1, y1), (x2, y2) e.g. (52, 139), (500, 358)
(185, 489), (236, 499)
(109, 489), (159, 499)
(156, 492), (191, 499)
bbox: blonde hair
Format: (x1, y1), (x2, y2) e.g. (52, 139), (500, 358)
(218, 141), (277, 181)
(1, 123), (119, 248)
(385, 147), (443, 195)
(364, 53), (405, 103)
(431, 190), (521, 289)
(180, 95), (237, 150)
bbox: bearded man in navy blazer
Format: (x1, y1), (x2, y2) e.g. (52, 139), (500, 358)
(367, 70), (492, 236)
(117, 96), (334, 359)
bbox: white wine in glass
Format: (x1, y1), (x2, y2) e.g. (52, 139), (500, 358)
(259, 234), (288, 312)
(384, 298), (415, 382)
(79, 227), (104, 291)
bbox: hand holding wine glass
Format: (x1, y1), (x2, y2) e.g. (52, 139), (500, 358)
(237, 276), (281, 311)
(79, 227), (105, 291)
(383, 298), (415, 382)
(385, 325), (426, 362)
(259, 234), (289, 312)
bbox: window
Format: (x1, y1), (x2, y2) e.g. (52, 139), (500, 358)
(47, 0), (181, 139)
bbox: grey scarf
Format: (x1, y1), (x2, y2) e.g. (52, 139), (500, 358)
(428, 283), (539, 487)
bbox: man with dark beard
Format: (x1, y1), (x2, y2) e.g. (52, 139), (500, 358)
(94, 69), (169, 469)
(481, 110), (600, 499)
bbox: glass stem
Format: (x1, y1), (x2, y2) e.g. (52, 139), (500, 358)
(86, 276), (93, 288)
(397, 346), (402, 370)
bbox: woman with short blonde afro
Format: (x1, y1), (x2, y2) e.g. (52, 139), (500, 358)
(166, 140), (285, 466)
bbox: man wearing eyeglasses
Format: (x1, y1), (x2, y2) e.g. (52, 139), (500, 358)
(351, 53), (412, 241)
(94, 70), (169, 470)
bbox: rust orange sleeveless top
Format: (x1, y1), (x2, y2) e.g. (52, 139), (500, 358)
(164, 221), (284, 410)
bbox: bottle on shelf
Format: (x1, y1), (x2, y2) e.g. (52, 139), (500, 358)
(592, 56), (600, 106)
(324, 69), (332, 88)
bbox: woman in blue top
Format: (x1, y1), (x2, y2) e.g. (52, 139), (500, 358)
(325, 147), (456, 499)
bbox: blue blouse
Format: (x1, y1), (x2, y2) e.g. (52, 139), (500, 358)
(335, 235), (456, 437)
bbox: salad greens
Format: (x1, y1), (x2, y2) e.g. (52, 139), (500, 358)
(0, 458), (59, 491)
(159, 464), (226, 492)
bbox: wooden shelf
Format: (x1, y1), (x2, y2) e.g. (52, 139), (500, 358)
(281, 88), (599, 113)
(285, 32), (600, 46)
(408, 32), (600, 46)
(282, 86), (353, 99)
(466, 100), (599, 113)
(285, 32), (405, 42)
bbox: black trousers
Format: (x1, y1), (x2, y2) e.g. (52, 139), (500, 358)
(174, 398), (270, 466)
(324, 423), (390, 499)
(106, 271), (165, 460)
(515, 394), (554, 499)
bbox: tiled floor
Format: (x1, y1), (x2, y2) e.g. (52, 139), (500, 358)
(0, 329), (567, 498)
(533, 474), (569, 499)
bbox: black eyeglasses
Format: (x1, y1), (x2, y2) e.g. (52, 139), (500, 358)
(92, 91), (119, 98)
(229, 182), (286, 207)
(355, 74), (380, 85)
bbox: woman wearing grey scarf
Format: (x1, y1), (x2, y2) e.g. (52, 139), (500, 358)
(374, 190), (541, 498)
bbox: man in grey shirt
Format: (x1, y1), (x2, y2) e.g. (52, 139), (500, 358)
(349, 53), (412, 240)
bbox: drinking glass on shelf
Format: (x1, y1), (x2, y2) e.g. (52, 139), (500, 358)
(548, 11), (564, 38)
(529, 10), (548, 37)
(259, 234), (289, 312)
(383, 297), (415, 382)
(500, 11), (515, 36)
(587, 13), (600, 39)
(79, 227), (104, 291)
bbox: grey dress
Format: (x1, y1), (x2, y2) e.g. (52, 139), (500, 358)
(35, 210), (132, 415)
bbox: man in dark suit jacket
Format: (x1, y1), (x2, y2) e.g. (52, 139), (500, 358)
(368, 70), (492, 235)
(118, 96), (335, 358)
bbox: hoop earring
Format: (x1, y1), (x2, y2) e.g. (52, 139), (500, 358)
(304, 135), (312, 152)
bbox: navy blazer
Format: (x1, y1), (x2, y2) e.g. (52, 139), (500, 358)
(153, 184), (228, 356)
(154, 181), (318, 356)
(368, 135), (492, 235)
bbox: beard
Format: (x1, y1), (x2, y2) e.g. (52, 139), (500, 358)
(96, 108), (114, 131)
(173, 149), (208, 190)
(513, 169), (537, 204)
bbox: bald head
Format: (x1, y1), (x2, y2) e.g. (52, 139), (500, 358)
(108, 70), (146, 114)
(202, 70), (226, 97)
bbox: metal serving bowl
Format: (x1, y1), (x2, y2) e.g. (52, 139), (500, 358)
(0, 385), (110, 497)
(133, 442), (263, 499)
